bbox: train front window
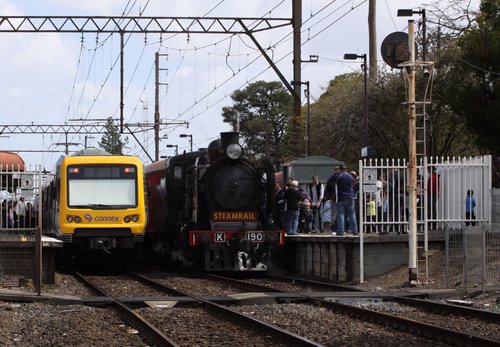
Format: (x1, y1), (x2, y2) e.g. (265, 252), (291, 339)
(67, 165), (137, 208)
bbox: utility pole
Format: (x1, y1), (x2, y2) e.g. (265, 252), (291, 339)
(155, 52), (160, 161)
(120, 32), (124, 133)
(407, 20), (418, 284)
(292, 0), (302, 155)
(154, 52), (169, 161)
(84, 135), (94, 149)
(54, 133), (80, 154)
(305, 81), (310, 156)
(368, 0), (377, 80)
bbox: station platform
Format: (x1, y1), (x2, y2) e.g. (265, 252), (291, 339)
(278, 230), (446, 283)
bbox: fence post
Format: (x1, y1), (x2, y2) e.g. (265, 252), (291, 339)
(35, 165), (42, 295)
(359, 159), (364, 284)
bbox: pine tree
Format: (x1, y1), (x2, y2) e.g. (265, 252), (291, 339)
(98, 117), (127, 154)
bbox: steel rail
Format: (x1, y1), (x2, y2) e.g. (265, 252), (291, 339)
(206, 273), (500, 345)
(264, 274), (366, 292)
(388, 296), (500, 323)
(313, 298), (500, 347)
(74, 272), (179, 347)
(204, 273), (283, 293)
(128, 271), (323, 347)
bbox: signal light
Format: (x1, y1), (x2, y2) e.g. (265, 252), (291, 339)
(66, 216), (73, 223)
(74, 216), (81, 223)
(68, 167), (80, 173)
(124, 216), (131, 223)
(131, 215), (139, 222)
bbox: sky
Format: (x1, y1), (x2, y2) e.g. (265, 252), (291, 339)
(0, 0), (481, 170)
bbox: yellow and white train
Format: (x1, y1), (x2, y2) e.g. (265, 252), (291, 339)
(42, 149), (147, 258)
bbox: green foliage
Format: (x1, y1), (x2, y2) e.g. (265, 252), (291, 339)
(222, 80), (293, 168)
(440, 0), (500, 156)
(98, 117), (128, 155)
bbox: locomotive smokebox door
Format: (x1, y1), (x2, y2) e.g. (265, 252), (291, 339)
(220, 132), (239, 148)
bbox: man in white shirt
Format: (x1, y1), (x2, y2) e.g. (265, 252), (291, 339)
(308, 176), (324, 232)
(15, 196), (27, 228)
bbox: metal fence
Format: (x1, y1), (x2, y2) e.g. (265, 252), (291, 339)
(446, 224), (500, 289)
(358, 155), (497, 288)
(358, 156), (491, 233)
(0, 164), (41, 289)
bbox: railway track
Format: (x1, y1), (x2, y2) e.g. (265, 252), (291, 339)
(4, 270), (498, 346)
(74, 271), (323, 347)
(74, 272), (177, 346)
(206, 273), (500, 346)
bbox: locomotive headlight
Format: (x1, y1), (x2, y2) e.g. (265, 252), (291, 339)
(226, 143), (243, 160)
(131, 215), (139, 222)
(124, 216), (131, 223)
(66, 216), (73, 223)
(74, 216), (81, 223)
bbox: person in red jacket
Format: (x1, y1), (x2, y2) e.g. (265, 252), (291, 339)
(427, 167), (440, 229)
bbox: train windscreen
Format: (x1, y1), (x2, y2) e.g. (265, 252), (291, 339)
(67, 165), (137, 208)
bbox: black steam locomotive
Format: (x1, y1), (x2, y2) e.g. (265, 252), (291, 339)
(145, 132), (285, 271)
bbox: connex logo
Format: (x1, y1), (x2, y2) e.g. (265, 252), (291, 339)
(84, 214), (93, 222)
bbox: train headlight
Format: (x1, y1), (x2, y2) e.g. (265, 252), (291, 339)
(66, 216), (73, 223)
(124, 216), (131, 223)
(226, 143), (243, 160)
(74, 216), (81, 223)
(131, 215), (139, 222)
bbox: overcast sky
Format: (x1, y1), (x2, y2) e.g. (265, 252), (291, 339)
(0, 0), (480, 170)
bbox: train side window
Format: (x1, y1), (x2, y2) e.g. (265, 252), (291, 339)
(173, 166), (182, 180)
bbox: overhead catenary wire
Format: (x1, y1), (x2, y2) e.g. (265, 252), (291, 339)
(51, 0), (367, 163)
(163, 1), (367, 136)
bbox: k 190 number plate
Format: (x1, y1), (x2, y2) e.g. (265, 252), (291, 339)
(246, 232), (264, 242)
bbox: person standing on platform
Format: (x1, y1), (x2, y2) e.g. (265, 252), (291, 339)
(320, 193), (333, 232)
(15, 196), (28, 228)
(334, 165), (358, 236)
(427, 167), (440, 229)
(366, 194), (376, 233)
(273, 182), (286, 229)
(308, 175), (324, 232)
(465, 189), (476, 226)
(326, 166), (340, 232)
(284, 180), (302, 235)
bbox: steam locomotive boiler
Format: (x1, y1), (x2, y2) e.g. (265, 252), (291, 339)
(145, 132), (285, 271)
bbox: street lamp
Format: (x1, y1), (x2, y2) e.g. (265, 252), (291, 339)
(290, 80), (311, 157)
(398, 8), (426, 61)
(343, 53), (368, 148)
(179, 134), (193, 152)
(166, 144), (178, 155)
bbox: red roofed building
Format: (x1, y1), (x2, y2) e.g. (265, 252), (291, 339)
(0, 151), (25, 171)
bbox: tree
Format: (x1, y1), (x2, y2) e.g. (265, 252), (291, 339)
(222, 81), (293, 168)
(98, 117), (128, 155)
(439, 0), (500, 156)
(308, 71), (409, 164)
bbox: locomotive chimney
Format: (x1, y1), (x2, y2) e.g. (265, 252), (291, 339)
(220, 132), (239, 149)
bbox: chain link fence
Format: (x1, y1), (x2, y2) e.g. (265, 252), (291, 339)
(446, 223), (500, 289)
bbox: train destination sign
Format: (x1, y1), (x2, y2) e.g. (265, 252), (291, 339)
(212, 211), (257, 221)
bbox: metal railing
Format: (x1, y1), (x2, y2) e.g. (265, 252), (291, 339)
(0, 164), (41, 291)
(358, 156), (495, 288)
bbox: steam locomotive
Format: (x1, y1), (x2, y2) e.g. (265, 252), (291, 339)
(144, 132), (285, 271)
